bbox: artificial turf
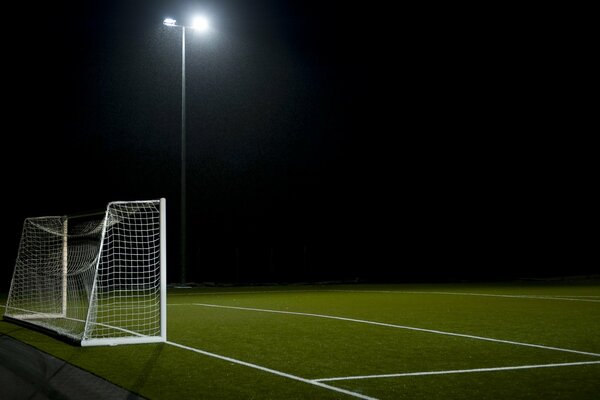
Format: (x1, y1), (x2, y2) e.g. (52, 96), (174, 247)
(1, 281), (599, 399)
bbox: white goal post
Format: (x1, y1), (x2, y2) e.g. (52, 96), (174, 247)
(4, 199), (167, 346)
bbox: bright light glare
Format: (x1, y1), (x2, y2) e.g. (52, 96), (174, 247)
(191, 16), (210, 31)
(163, 18), (177, 26)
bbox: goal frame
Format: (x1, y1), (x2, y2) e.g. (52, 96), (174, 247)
(4, 198), (167, 347)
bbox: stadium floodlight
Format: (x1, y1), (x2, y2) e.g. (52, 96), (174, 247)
(4, 199), (167, 346)
(163, 18), (177, 27)
(162, 15), (211, 285)
(191, 16), (210, 32)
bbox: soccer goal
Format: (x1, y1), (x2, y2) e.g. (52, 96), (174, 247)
(4, 199), (167, 346)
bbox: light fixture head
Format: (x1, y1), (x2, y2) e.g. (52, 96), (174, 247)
(163, 18), (177, 27)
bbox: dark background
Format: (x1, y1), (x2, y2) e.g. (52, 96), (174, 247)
(1, 1), (595, 291)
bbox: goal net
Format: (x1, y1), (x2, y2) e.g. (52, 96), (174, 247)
(4, 199), (167, 346)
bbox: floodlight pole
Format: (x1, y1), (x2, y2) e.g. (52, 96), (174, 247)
(164, 17), (209, 285)
(180, 26), (187, 285)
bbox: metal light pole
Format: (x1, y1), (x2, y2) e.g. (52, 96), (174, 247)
(163, 17), (210, 284)
(180, 24), (187, 285)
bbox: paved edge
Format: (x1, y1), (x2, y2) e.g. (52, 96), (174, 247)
(0, 334), (145, 400)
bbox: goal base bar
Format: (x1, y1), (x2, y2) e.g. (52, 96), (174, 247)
(3, 315), (81, 345)
(81, 336), (166, 347)
(9, 313), (66, 320)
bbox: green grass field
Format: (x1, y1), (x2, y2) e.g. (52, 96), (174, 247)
(1, 281), (600, 399)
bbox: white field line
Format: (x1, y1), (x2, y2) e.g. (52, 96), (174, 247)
(168, 290), (329, 296)
(549, 296), (600, 302)
(0, 301), (374, 399)
(313, 360), (600, 382)
(173, 303), (600, 358)
(168, 290), (600, 303)
(166, 340), (378, 400)
(403, 292), (600, 303)
(328, 290), (600, 303)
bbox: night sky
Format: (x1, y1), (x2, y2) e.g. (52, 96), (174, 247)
(2, 1), (595, 289)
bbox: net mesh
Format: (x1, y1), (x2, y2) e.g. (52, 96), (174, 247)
(4, 200), (164, 345)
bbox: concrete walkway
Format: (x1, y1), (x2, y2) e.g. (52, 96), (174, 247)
(0, 335), (144, 400)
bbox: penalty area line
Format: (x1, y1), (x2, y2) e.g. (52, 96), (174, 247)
(313, 360), (600, 382)
(166, 340), (378, 400)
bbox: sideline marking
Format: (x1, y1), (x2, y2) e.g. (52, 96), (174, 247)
(168, 289), (600, 303)
(313, 360), (600, 382)
(168, 290), (328, 296)
(402, 291), (600, 303)
(177, 303), (600, 358)
(166, 341), (377, 400)
(329, 290), (600, 303)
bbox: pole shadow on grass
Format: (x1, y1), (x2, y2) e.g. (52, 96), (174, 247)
(129, 343), (165, 397)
